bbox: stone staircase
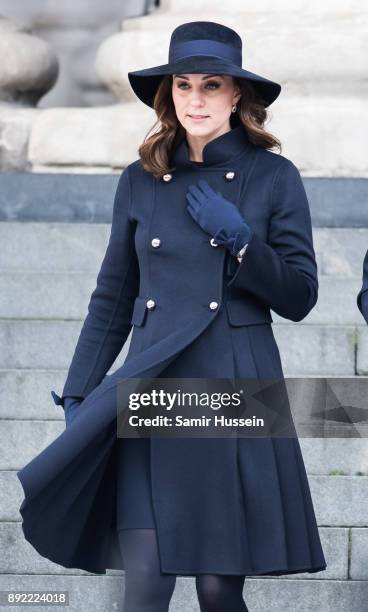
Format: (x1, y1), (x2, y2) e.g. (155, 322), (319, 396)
(0, 0), (367, 607)
(0, 220), (367, 611)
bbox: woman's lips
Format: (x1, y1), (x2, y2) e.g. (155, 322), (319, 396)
(188, 114), (209, 121)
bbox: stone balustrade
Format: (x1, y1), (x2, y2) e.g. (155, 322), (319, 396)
(0, 16), (58, 107)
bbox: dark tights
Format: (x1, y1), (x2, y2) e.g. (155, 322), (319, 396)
(118, 529), (176, 612)
(118, 529), (248, 612)
(196, 574), (248, 612)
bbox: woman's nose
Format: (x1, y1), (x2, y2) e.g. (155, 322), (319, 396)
(189, 89), (205, 104)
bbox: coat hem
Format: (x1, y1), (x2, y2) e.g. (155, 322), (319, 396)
(156, 562), (328, 578)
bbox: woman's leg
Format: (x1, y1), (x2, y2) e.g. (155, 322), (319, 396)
(118, 528), (176, 612)
(195, 574), (248, 612)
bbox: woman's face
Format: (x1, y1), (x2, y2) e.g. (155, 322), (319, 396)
(171, 73), (241, 136)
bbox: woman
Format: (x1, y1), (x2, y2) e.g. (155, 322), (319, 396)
(17, 20), (327, 612)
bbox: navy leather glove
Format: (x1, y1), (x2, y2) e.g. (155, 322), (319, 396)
(186, 179), (252, 256)
(63, 396), (83, 427)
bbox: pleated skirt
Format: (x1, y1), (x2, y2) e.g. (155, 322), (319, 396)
(116, 436), (156, 530)
(114, 306), (327, 577)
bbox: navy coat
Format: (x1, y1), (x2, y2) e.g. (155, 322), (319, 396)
(17, 124), (327, 577)
(357, 249), (368, 323)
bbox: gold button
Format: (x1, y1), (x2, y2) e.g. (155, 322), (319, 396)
(146, 299), (156, 310)
(209, 301), (218, 310)
(163, 173), (172, 182)
(225, 171), (235, 181)
(151, 238), (161, 248)
(210, 238), (218, 247)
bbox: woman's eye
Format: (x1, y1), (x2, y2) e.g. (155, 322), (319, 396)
(176, 81), (221, 90)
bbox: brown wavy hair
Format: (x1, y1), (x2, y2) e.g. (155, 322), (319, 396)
(137, 74), (282, 179)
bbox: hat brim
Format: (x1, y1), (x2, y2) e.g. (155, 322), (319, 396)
(128, 56), (281, 108)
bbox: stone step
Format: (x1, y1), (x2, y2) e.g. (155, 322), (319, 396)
(2, 224), (368, 274)
(0, 319), (130, 371)
(0, 369), (74, 420)
(301, 439), (368, 475)
(5, 271), (368, 327)
(0, 319), (358, 375)
(2, 467), (367, 526)
(0, 271), (97, 320)
(0, 521), (349, 581)
(1, 175), (368, 226)
(0, 271), (364, 325)
(0, 222), (368, 278)
(0, 222), (108, 272)
(274, 324), (356, 376)
(350, 529), (368, 580)
(358, 327), (368, 374)
(2, 369), (368, 422)
(310, 476), (368, 527)
(0, 574), (366, 612)
(0, 224), (367, 277)
(1, 418), (367, 474)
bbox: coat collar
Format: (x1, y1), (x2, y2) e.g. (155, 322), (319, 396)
(171, 124), (253, 169)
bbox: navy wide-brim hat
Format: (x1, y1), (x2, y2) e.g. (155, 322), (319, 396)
(128, 21), (281, 109)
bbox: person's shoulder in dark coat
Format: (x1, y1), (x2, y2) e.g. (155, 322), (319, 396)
(357, 249), (368, 323)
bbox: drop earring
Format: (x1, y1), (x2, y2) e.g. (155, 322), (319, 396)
(231, 104), (237, 113)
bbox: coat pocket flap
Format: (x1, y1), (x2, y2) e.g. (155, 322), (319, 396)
(131, 296), (148, 327)
(225, 299), (273, 326)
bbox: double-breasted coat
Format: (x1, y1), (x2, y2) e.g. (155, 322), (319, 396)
(17, 123), (327, 577)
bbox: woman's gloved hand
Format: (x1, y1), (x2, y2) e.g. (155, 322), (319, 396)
(63, 396), (83, 427)
(186, 179), (252, 256)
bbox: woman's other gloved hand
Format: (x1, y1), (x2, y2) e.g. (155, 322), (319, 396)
(186, 179), (252, 256)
